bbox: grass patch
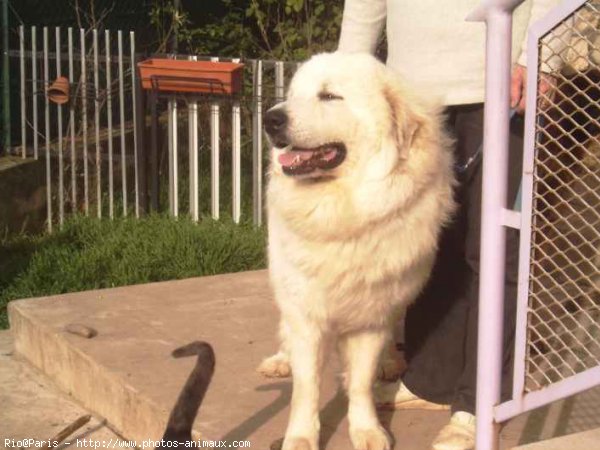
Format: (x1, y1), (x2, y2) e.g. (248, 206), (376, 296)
(0, 214), (267, 329)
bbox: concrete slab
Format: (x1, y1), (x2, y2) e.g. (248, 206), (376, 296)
(3, 270), (566, 449)
(512, 427), (600, 450)
(0, 330), (125, 450)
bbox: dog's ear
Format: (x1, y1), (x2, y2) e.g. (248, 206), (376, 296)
(383, 81), (424, 157)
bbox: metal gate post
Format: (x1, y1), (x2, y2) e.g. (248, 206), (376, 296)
(467, 1), (524, 449)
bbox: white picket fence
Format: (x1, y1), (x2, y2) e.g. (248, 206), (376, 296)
(13, 25), (298, 231)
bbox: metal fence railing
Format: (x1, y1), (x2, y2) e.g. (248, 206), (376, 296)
(11, 25), (139, 230)
(145, 56), (298, 226)
(10, 25), (298, 231)
(474, 1), (600, 449)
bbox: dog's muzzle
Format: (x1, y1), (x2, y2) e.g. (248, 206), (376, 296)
(264, 108), (290, 148)
(264, 106), (346, 177)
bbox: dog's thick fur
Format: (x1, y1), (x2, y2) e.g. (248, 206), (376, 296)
(261, 52), (455, 450)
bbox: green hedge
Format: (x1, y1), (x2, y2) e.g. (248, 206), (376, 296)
(0, 214), (266, 329)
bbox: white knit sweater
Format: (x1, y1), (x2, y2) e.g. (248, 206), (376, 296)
(338, 0), (562, 105)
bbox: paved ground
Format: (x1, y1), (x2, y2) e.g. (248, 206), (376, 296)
(4, 270), (600, 449)
(0, 331), (125, 450)
(514, 427), (600, 450)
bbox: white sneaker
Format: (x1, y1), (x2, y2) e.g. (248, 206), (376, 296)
(374, 381), (450, 411)
(431, 411), (476, 450)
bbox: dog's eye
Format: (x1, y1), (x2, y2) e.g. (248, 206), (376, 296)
(318, 91), (343, 101)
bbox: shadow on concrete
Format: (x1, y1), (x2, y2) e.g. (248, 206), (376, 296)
(220, 382), (357, 450)
(319, 388), (349, 449)
(378, 408), (398, 448)
(266, 386), (351, 450)
(220, 381), (291, 443)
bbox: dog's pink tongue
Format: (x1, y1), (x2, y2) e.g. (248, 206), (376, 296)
(321, 149), (337, 161)
(278, 150), (313, 167)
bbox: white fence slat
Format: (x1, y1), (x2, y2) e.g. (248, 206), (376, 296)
(130, 31), (139, 218)
(105, 30), (114, 219)
(56, 27), (64, 226)
(173, 100), (179, 217)
(252, 59), (263, 226)
(168, 99), (179, 217)
(231, 60), (241, 223)
(188, 55), (199, 221)
(275, 61), (285, 102)
(167, 100), (172, 216)
(80, 28), (89, 215)
(31, 26), (39, 160)
(210, 57), (220, 220)
(93, 29), (101, 218)
(118, 30), (127, 216)
(68, 27), (76, 209)
(43, 27), (52, 232)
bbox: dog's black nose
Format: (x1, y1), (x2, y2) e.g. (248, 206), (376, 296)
(264, 108), (288, 137)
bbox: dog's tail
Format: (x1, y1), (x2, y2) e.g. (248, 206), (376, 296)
(161, 341), (215, 445)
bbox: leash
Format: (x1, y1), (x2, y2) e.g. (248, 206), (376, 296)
(455, 108), (518, 174)
(454, 108), (523, 211)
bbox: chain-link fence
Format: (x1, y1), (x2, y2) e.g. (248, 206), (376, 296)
(525, 0), (600, 391)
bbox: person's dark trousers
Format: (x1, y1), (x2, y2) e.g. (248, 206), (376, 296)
(401, 103), (523, 415)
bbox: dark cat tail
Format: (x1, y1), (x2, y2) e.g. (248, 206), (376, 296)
(161, 341), (215, 445)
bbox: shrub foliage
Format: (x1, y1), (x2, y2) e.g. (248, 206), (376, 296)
(151, 0), (344, 60)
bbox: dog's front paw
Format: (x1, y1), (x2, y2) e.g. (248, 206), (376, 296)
(257, 352), (292, 378)
(350, 426), (392, 450)
(281, 436), (316, 450)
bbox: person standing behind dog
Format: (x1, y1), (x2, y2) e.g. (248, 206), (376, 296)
(338, 1), (561, 449)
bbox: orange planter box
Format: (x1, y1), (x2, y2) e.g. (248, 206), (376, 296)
(137, 58), (244, 95)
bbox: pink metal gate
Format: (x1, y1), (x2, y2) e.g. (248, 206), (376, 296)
(473, 0), (600, 448)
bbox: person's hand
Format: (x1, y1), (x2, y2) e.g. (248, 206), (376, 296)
(510, 65), (527, 113)
(510, 64), (556, 114)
